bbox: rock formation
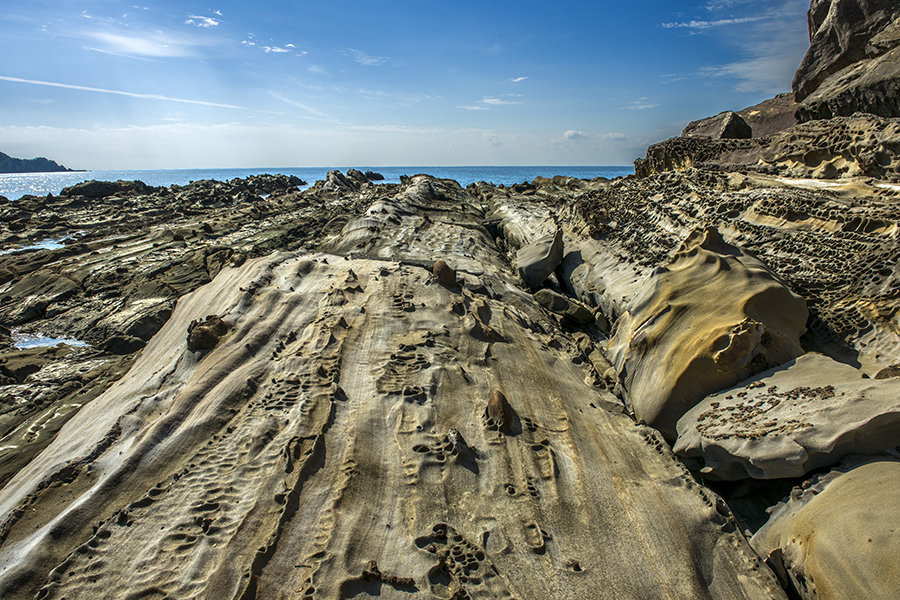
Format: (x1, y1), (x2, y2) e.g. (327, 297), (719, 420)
(0, 2), (897, 598)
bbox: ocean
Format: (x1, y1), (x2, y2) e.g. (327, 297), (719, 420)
(0, 165), (633, 201)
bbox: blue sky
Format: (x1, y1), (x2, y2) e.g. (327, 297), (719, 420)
(0, 1), (811, 168)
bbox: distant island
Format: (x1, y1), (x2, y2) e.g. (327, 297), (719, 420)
(0, 151), (73, 174)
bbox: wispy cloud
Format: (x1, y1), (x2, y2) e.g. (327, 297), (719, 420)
(705, 0), (751, 10)
(622, 98), (660, 110)
(268, 91), (327, 118)
(700, 0), (808, 93)
(242, 38), (305, 55)
(460, 94), (523, 110)
(308, 65), (327, 75)
(564, 130), (587, 140)
(345, 48), (387, 66)
(184, 15), (219, 28)
(0, 75), (244, 109)
(511, 76), (528, 82)
(661, 16), (767, 29)
(85, 30), (200, 58)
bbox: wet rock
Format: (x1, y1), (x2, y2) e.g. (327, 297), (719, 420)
(675, 353), (900, 479)
(607, 227), (807, 440)
(753, 461), (900, 600)
(517, 229), (564, 289)
(0, 325), (11, 351)
(186, 315), (229, 352)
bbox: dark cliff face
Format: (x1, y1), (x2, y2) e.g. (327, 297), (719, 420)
(791, 0), (900, 119)
(0, 151), (72, 174)
(792, 0), (898, 100)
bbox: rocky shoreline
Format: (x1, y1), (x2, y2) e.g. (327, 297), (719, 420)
(0, 2), (898, 599)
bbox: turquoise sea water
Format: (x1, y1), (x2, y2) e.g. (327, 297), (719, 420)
(0, 166), (633, 201)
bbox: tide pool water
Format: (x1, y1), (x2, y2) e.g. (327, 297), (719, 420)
(11, 329), (88, 349)
(0, 165), (633, 201)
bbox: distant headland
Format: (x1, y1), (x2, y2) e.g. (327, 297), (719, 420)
(0, 151), (75, 174)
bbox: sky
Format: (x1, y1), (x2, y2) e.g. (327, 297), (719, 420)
(0, 0), (812, 169)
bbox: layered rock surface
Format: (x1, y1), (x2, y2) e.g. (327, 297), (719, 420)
(675, 353), (900, 479)
(0, 177), (785, 600)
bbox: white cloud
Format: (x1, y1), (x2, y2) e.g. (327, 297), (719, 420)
(511, 76), (528, 82)
(622, 99), (660, 110)
(700, 0), (808, 93)
(213, 9), (223, 16)
(346, 48), (387, 66)
(86, 30), (199, 58)
(185, 15), (220, 28)
(661, 16), (767, 29)
(308, 65), (327, 75)
(459, 94), (523, 110)
(0, 75), (244, 109)
(268, 91), (328, 118)
(564, 130), (587, 140)
(262, 46), (289, 53)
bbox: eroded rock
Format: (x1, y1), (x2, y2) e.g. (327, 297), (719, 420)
(517, 229), (563, 289)
(753, 461), (900, 600)
(186, 314), (229, 352)
(675, 353), (900, 479)
(607, 227), (807, 439)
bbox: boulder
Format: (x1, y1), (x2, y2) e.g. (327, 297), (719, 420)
(186, 315), (229, 352)
(753, 461), (900, 600)
(682, 111), (752, 139)
(364, 170), (385, 181)
(607, 228), (807, 440)
(323, 170), (360, 193)
(674, 353), (900, 479)
(517, 229), (563, 289)
(432, 259), (457, 288)
(534, 288), (595, 326)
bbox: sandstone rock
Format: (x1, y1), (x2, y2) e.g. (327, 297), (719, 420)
(736, 93), (799, 138)
(186, 314), (229, 351)
(432, 259), (457, 287)
(485, 390), (516, 435)
(796, 46), (900, 119)
(535, 288), (595, 327)
(517, 229), (564, 289)
(683, 111), (752, 139)
(607, 227), (807, 440)
(674, 353), (900, 479)
(635, 113), (900, 180)
(793, 0), (900, 100)
(0, 199), (786, 600)
(752, 461), (900, 600)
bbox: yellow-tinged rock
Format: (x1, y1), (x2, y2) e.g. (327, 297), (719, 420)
(607, 227), (807, 440)
(753, 461), (900, 600)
